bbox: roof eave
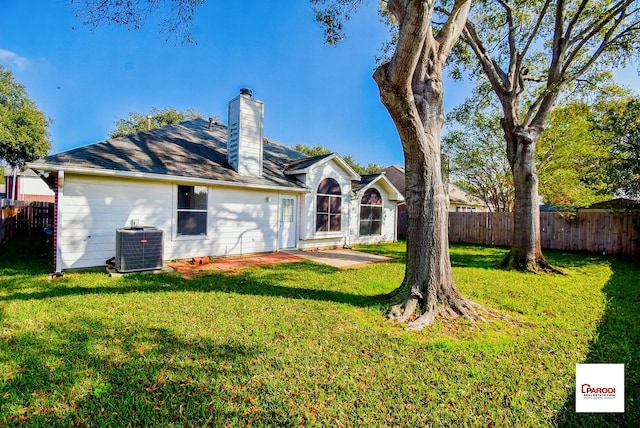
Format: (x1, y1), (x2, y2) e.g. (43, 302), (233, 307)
(28, 162), (310, 193)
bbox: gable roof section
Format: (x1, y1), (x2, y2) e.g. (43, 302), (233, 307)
(449, 183), (486, 207)
(284, 153), (361, 180)
(352, 173), (403, 201)
(284, 154), (333, 173)
(29, 118), (309, 191)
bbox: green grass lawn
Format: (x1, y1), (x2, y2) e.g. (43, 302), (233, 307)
(0, 238), (638, 427)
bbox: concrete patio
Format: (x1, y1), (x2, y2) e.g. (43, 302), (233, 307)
(282, 248), (392, 269)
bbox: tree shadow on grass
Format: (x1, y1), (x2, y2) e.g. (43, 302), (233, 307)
(0, 238), (388, 310)
(0, 316), (298, 426)
(0, 268), (388, 310)
(449, 243), (510, 269)
(0, 236), (52, 276)
(555, 256), (640, 427)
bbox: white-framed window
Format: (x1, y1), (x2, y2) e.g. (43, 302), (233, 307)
(359, 188), (382, 236)
(316, 178), (342, 232)
(177, 185), (208, 235)
(281, 198), (294, 223)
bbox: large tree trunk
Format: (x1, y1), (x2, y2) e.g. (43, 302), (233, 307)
(375, 67), (481, 330)
(365, 0), (479, 330)
(500, 125), (560, 272)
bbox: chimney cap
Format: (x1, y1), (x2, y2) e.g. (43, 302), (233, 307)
(239, 88), (253, 97)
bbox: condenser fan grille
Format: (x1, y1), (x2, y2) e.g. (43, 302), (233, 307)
(115, 227), (164, 273)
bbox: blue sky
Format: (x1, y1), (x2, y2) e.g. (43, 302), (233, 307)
(1, 1), (639, 168)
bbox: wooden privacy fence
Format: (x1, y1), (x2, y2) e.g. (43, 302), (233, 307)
(1, 201), (54, 243)
(449, 211), (640, 256)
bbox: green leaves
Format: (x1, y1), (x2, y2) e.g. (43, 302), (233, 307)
(292, 143), (385, 174)
(109, 107), (205, 138)
(0, 66), (51, 167)
(594, 97), (640, 198)
(310, 0), (364, 45)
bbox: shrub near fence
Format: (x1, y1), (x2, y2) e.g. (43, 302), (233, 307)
(449, 211), (640, 256)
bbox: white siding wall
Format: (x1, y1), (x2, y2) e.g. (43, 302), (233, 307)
(205, 187), (278, 256)
(57, 167), (397, 270)
(59, 175), (173, 269)
(58, 175), (281, 269)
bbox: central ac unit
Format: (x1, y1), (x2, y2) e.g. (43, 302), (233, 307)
(115, 227), (164, 273)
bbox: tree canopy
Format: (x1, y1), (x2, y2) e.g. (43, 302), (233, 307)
(110, 107), (205, 138)
(594, 97), (640, 198)
(451, 0), (640, 271)
(536, 102), (613, 207)
(444, 110), (514, 212)
(0, 66), (51, 167)
(445, 98), (622, 210)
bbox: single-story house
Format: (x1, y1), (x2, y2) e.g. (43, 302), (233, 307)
(29, 89), (403, 272)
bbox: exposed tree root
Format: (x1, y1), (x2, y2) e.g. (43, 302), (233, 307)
(388, 297), (491, 331)
(499, 252), (565, 274)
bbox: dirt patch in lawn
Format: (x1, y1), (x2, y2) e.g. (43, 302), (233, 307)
(167, 252), (305, 278)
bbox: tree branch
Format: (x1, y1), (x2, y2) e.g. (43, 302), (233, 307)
(383, 0), (430, 89)
(462, 19), (509, 95)
(521, 0), (553, 59)
(435, 0), (472, 60)
(567, 0), (633, 45)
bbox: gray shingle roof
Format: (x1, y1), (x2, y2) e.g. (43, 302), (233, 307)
(381, 166), (406, 196)
(33, 118), (312, 190)
(283, 154), (333, 173)
(351, 173), (383, 193)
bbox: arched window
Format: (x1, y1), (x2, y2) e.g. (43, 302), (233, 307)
(360, 188), (382, 236)
(316, 178), (342, 232)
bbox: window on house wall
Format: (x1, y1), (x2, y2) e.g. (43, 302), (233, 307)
(177, 185), (208, 235)
(316, 178), (342, 232)
(359, 188), (383, 236)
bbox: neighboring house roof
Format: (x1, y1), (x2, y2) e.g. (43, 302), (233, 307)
(29, 118), (310, 191)
(4, 167), (41, 178)
(380, 165), (486, 208)
(540, 204), (577, 212)
(448, 183), (486, 207)
(381, 165), (406, 196)
(578, 198), (640, 212)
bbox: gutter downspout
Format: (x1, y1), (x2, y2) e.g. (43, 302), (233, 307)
(54, 170), (64, 273)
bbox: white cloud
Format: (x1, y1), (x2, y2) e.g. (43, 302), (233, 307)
(0, 48), (30, 71)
